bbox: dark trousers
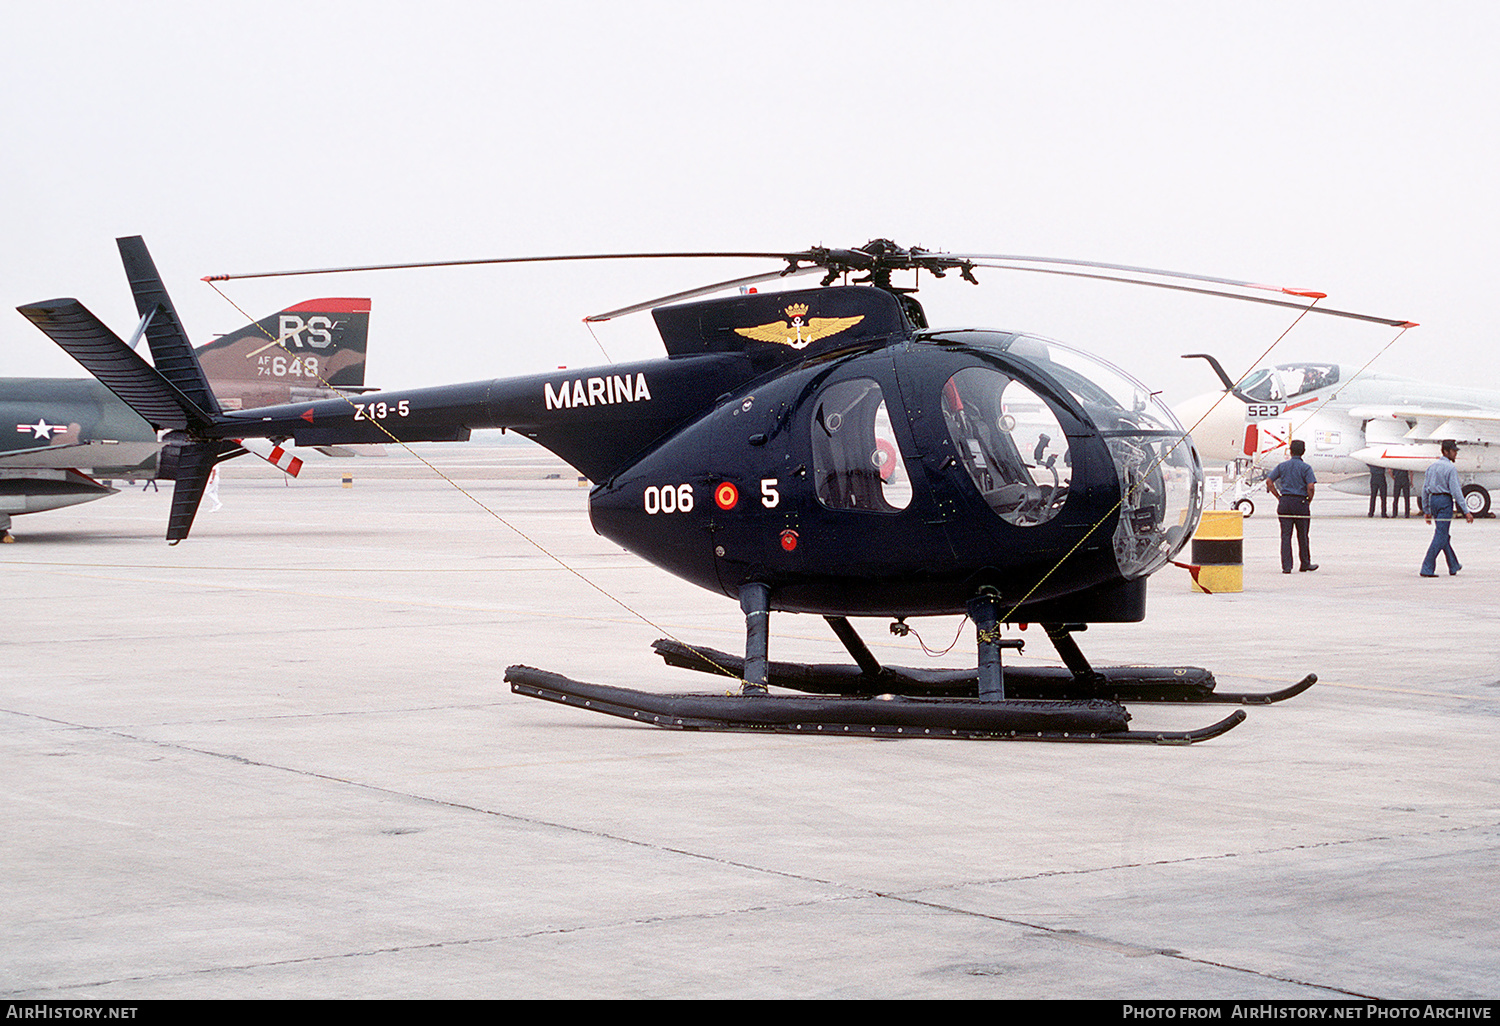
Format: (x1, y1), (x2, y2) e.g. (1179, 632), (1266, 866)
(1369, 472), (1388, 517)
(1278, 494), (1312, 571)
(1392, 473), (1412, 517)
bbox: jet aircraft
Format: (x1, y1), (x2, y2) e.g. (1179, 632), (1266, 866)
(1177, 355), (1500, 516)
(0, 238), (372, 540)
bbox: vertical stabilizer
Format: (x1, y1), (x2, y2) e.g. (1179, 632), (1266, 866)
(158, 438), (244, 543)
(117, 236), (222, 418)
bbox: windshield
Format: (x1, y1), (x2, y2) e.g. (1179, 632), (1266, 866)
(1237, 368), (1281, 402)
(1004, 334), (1202, 576)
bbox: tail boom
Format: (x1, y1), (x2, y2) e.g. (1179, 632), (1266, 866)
(213, 354), (754, 483)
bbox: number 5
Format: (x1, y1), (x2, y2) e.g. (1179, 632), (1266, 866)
(761, 478), (779, 508)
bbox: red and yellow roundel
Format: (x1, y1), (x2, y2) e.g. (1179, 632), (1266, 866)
(714, 481), (739, 510)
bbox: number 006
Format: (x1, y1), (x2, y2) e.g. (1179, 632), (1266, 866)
(643, 484), (694, 514)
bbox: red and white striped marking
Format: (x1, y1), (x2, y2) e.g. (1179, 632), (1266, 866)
(237, 438), (304, 477)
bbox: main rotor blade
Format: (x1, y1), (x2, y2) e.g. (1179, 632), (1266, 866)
(584, 267), (825, 322)
(199, 241), (1416, 328)
(202, 251), (809, 282)
(944, 252), (1328, 299)
(965, 261), (1417, 328)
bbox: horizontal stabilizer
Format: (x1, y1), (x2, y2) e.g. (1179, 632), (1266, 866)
(17, 299), (212, 430)
(0, 468), (117, 516)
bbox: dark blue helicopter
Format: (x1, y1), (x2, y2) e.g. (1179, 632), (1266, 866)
(22, 239), (1413, 742)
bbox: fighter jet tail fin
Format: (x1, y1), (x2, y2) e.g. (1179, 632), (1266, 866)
(194, 298), (372, 399)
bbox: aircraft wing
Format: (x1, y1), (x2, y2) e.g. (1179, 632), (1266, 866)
(0, 440), (162, 470)
(1347, 405), (1500, 447)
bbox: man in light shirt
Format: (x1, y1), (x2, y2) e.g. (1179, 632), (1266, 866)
(1420, 439), (1474, 577)
(1266, 439), (1318, 574)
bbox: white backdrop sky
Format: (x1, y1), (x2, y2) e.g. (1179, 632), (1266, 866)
(3, 1), (1495, 406)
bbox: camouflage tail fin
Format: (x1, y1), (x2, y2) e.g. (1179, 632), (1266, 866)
(194, 298), (372, 409)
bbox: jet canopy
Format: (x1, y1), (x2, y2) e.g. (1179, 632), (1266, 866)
(1237, 362), (1341, 402)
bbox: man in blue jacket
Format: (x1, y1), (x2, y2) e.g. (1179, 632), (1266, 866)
(1420, 440), (1474, 577)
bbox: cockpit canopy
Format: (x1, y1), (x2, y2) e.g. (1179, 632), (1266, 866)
(1237, 362), (1340, 403)
(933, 332), (1203, 578)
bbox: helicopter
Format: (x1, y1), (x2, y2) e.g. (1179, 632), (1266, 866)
(18, 238), (1414, 744)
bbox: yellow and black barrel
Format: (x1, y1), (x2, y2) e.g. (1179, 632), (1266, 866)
(1187, 510), (1243, 593)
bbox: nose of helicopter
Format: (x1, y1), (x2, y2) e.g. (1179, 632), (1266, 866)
(1174, 389), (1247, 467)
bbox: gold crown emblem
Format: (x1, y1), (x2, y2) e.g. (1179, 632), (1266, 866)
(784, 303), (809, 318)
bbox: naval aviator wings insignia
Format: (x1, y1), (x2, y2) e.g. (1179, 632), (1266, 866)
(734, 303), (865, 350)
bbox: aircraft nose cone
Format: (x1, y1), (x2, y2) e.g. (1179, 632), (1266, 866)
(1174, 390), (1219, 430)
(1174, 391), (1244, 466)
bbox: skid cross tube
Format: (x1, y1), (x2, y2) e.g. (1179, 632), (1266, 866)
(825, 616), (884, 678)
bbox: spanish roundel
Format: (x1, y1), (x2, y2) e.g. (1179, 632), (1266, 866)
(715, 481), (739, 510)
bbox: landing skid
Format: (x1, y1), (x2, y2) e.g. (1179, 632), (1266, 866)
(504, 598), (1299, 744)
(650, 639), (1316, 705)
(506, 666), (1247, 745)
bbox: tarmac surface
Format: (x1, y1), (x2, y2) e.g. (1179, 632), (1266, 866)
(2, 443), (1498, 999)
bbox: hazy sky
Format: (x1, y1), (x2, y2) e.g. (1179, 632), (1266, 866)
(4, 1), (1496, 407)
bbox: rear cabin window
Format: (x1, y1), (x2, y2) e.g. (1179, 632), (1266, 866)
(811, 379), (912, 512)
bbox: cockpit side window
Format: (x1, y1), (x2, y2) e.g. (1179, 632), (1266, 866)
(940, 367), (1071, 526)
(1237, 368), (1282, 402)
(811, 378), (912, 512)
